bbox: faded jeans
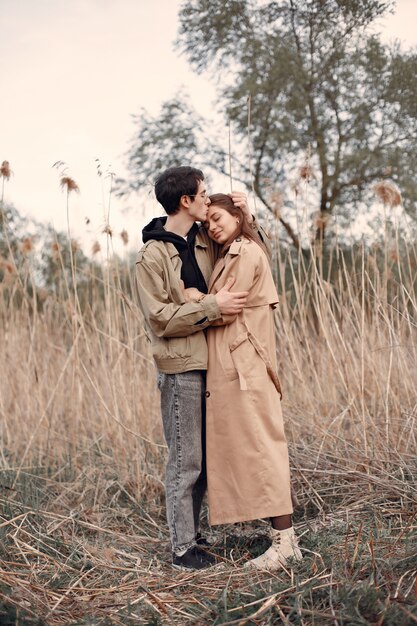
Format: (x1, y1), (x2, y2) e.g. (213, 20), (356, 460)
(157, 370), (207, 554)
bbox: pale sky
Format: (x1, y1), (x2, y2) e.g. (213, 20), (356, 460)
(1, 0), (416, 255)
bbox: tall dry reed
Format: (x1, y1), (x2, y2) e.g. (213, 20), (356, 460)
(1, 214), (415, 500)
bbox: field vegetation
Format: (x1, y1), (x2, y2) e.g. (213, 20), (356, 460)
(0, 160), (416, 624)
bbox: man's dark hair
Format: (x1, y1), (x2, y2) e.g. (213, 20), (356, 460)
(155, 166), (204, 215)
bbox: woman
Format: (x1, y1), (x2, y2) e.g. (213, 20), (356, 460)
(185, 193), (302, 570)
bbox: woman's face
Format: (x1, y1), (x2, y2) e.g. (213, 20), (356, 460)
(205, 205), (239, 244)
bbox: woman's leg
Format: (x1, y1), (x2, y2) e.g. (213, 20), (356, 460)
(271, 514), (292, 530)
(244, 514), (302, 570)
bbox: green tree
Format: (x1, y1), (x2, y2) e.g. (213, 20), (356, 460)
(116, 95), (208, 198)
(120, 0), (417, 249)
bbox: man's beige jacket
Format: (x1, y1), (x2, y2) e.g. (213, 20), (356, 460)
(135, 227), (221, 373)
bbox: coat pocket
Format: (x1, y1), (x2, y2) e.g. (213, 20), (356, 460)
(230, 330), (283, 398)
(229, 331), (263, 390)
(218, 344), (239, 381)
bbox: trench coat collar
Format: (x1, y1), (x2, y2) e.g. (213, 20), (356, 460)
(208, 238), (244, 290)
(195, 229), (208, 249)
(208, 257), (225, 290)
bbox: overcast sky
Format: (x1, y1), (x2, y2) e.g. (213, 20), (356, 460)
(1, 0), (416, 254)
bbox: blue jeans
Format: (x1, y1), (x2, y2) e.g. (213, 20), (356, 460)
(157, 370), (207, 554)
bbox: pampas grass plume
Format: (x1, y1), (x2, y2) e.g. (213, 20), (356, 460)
(372, 180), (402, 208)
(21, 237), (34, 255)
(298, 143), (315, 182)
(299, 164), (314, 181)
(313, 211), (330, 230)
(60, 176), (80, 194)
(0, 258), (14, 273)
(268, 190), (284, 220)
(51, 242), (61, 260)
(91, 241), (101, 255)
(120, 229), (129, 246)
(0, 161), (11, 180)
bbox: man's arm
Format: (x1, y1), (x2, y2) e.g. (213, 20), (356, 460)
(136, 260), (248, 338)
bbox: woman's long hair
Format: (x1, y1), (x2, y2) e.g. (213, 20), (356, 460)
(208, 193), (267, 255)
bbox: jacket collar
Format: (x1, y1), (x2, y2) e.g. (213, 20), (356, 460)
(195, 227), (208, 248)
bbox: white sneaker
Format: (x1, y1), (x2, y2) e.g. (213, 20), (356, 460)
(244, 527), (303, 571)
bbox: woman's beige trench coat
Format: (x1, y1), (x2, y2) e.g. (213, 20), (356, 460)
(206, 237), (293, 525)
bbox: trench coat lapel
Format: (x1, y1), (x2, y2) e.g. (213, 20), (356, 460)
(208, 257), (226, 292)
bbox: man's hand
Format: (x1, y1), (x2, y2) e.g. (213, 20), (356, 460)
(215, 277), (248, 315)
(229, 191), (254, 224)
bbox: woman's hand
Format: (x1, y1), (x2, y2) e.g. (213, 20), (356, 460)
(184, 288), (206, 303)
(229, 191), (254, 224)
(180, 280), (206, 303)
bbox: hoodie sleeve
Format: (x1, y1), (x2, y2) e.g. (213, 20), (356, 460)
(136, 257), (221, 338)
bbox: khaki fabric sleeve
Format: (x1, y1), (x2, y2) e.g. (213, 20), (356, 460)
(136, 260), (221, 338)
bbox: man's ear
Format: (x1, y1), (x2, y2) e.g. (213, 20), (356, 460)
(179, 194), (192, 210)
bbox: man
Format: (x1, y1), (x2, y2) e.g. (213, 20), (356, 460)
(135, 166), (257, 571)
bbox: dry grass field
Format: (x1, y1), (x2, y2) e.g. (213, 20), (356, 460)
(0, 192), (416, 624)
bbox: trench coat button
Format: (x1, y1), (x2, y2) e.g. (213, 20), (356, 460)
(205, 390), (210, 398)
(235, 237), (241, 242)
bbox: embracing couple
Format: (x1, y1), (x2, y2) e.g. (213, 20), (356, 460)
(135, 166), (302, 571)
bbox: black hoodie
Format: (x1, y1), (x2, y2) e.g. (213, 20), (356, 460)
(142, 217), (208, 293)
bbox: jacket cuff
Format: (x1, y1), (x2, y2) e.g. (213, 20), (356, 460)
(203, 294), (221, 321)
